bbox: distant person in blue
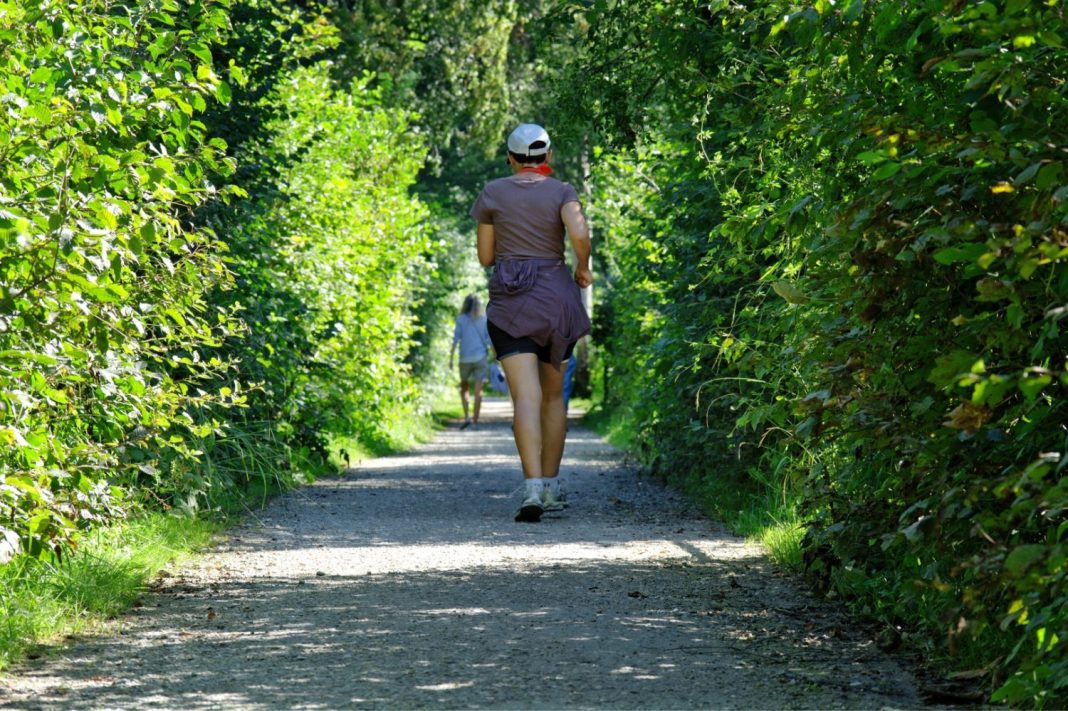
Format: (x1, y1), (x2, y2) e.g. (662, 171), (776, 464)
(449, 294), (491, 429)
(562, 354), (577, 414)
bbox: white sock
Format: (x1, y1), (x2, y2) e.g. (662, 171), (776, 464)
(546, 477), (561, 495)
(525, 478), (545, 499)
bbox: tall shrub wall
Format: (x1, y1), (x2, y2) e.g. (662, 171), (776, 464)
(195, 2), (435, 472)
(0, 0), (240, 558)
(213, 63), (430, 449)
(559, 1), (1068, 704)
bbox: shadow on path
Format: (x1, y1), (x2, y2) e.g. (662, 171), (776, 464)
(0, 398), (925, 709)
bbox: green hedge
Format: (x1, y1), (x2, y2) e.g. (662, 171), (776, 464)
(1, 0), (437, 561)
(0, 0), (240, 558)
(558, 1), (1067, 705)
(206, 61), (431, 452)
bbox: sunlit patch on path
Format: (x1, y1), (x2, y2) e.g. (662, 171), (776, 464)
(0, 398), (924, 710)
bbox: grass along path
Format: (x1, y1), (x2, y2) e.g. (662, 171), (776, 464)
(0, 515), (219, 673)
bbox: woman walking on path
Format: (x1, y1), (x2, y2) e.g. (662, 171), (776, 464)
(449, 294), (492, 429)
(470, 123), (593, 522)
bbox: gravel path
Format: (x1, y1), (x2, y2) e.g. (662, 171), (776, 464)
(1, 399), (926, 709)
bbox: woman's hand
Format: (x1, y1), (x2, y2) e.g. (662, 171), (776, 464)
(574, 265), (593, 288)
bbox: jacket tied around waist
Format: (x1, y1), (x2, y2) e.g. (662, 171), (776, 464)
(486, 258), (591, 368)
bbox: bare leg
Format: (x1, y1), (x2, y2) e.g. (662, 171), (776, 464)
(539, 359), (567, 478)
(472, 379), (484, 424)
(499, 353), (543, 478)
(459, 380), (470, 422)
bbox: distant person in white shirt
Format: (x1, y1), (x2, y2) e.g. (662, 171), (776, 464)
(449, 294), (491, 429)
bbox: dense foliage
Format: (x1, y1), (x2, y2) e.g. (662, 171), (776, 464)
(553, 0), (1067, 705)
(0, 0), (240, 558)
(198, 0), (434, 467)
(1, 0), (441, 559)
(208, 61), (431, 454)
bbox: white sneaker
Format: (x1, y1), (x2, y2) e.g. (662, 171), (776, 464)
(515, 494), (544, 523)
(542, 487), (568, 512)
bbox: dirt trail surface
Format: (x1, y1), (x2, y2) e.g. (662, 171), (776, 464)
(2, 399), (926, 709)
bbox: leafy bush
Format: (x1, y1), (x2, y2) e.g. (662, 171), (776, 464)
(209, 61), (431, 448)
(555, 0), (1068, 704)
(0, 0), (434, 561)
(0, 0), (240, 558)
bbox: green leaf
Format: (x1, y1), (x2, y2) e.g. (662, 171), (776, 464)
(1018, 375), (1051, 401)
(933, 243), (987, 265)
(1005, 0), (1029, 15)
(27, 513), (52, 535)
(29, 66), (53, 84)
(0, 351), (59, 366)
(5, 476), (44, 500)
(189, 44), (213, 65)
(1036, 163), (1063, 190)
(1003, 544), (1045, 576)
(164, 308), (187, 327)
(1014, 162), (1041, 185)
(771, 281), (809, 304)
(214, 80), (232, 104)
(856, 151), (887, 165)
(871, 162), (901, 181)
(1017, 258), (1040, 279)
(991, 677), (1027, 704)
(25, 105), (51, 122)
(929, 351), (981, 388)
(1006, 302), (1023, 327)
(902, 516), (933, 542)
(1038, 31), (1064, 48)
(972, 375), (1012, 406)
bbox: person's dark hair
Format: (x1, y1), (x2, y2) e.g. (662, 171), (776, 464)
(506, 148), (546, 165)
(460, 294), (480, 315)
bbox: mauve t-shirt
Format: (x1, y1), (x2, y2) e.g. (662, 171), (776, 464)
(469, 174), (581, 259)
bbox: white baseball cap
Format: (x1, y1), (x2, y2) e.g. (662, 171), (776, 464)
(507, 123), (551, 157)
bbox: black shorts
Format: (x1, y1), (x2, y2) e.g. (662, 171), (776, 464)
(488, 320), (575, 365)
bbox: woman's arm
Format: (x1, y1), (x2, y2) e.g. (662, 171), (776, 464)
(477, 223), (496, 266)
(449, 320), (459, 367)
(561, 201), (593, 287)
